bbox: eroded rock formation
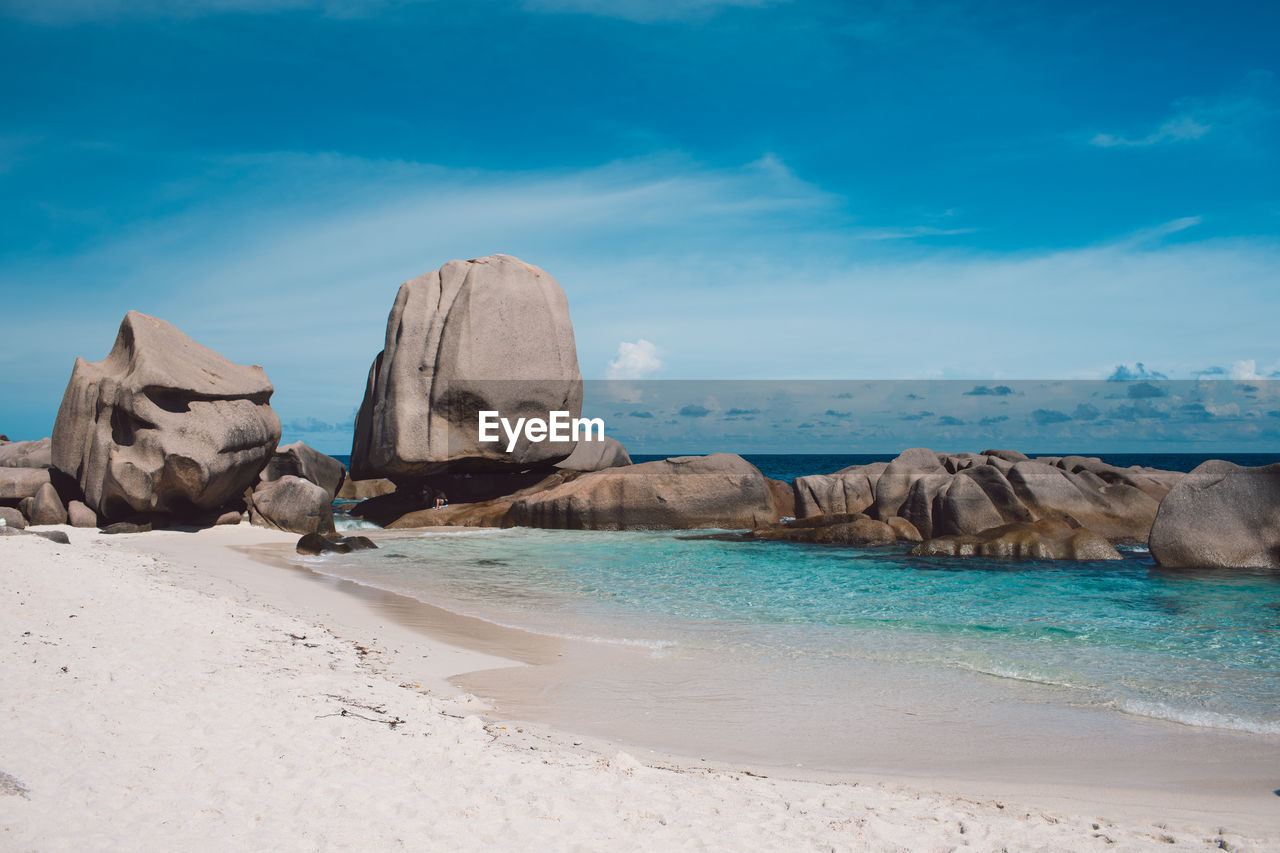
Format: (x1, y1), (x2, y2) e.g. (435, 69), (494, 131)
(1149, 460), (1280, 569)
(51, 311), (281, 521)
(351, 255), (582, 481)
(795, 448), (1178, 543)
(911, 518), (1121, 561)
(505, 454), (781, 530)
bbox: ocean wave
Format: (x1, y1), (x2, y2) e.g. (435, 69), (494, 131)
(954, 661), (1085, 691)
(334, 517), (382, 532)
(1110, 699), (1280, 735)
(1115, 543), (1150, 554)
(414, 528), (515, 538)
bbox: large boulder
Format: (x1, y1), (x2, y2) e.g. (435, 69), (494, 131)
(249, 475), (335, 535)
(0, 506), (26, 529)
(261, 441), (346, 498)
(871, 448), (946, 520)
(0, 467), (51, 501)
(335, 477), (397, 501)
(505, 453), (778, 530)
(51, 311), (281, 521)
(752, 512), (914, 545)
(374, 471), (572, 529)
(24, 482), (68, 526)
(898, 470), (951, 538)
(0, 438), (52, 469)
(296, 533), (378, 556)
(793, 463), (881, 518)
(981, 448), (1030, 464)
(1055, 455), (1179, 501)
(554, 436), (631, 472)
(351, 255), (582, 481)
(931, 465), (1033, 537)
(1149, 461), (1280, 569)
(911, 519), (1121, 561)
(764, 478), (796, 520)
(66, 500), (98, 528)
(1006, 461), (1159, 541)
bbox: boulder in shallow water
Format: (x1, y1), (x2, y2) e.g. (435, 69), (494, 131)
(249, 475), (335, 535)
(1149, 460), (1280, 569)
(753, 513), (898, 545)
(886, 516), (923, 542)
(51, 311), (281, 522)
(910, 518), (1121, 561)
(296, 532), (378, 555)
(351, 255), (582, 480)
(505, 454), (778, 530)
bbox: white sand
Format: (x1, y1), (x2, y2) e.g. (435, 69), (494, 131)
(2, 525), (1277, 852)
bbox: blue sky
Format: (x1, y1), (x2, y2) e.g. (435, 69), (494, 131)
(2, 0), (1278, 452)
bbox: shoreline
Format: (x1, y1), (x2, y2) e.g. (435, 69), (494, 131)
(137, 527), (1280, 819)
(3, 523), (1279, 850)
(108, 531), (1280, 817)
(272, 530), (1280, 821)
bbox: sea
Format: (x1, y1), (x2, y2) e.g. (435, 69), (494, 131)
(315, 452), (1280, 758)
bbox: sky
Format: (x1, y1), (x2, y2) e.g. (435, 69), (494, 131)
(1, 0), (1278, 452)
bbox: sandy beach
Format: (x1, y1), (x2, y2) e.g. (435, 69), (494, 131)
(2, 524), (1277, 852)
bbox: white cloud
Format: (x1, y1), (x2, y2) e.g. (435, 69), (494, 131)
(1091, 116), (1210, 148)
(607, 340), (662, 379)
(1090, 72), (1277, 149)
(1230, 359), (1261, 380)
(856, 225), (977, 240)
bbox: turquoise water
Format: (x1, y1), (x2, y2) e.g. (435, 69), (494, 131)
(305, 528), (1280, 735)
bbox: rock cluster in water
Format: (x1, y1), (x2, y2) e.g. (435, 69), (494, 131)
(794, 447), (1178, 544)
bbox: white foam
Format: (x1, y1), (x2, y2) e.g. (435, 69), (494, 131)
(334, 517), (382, 532)
(414, 528), (514, 538)
(1111, 699), (1280, 735)
(1116, 543), (1150, 554)
(955, 662), (1083, 691)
